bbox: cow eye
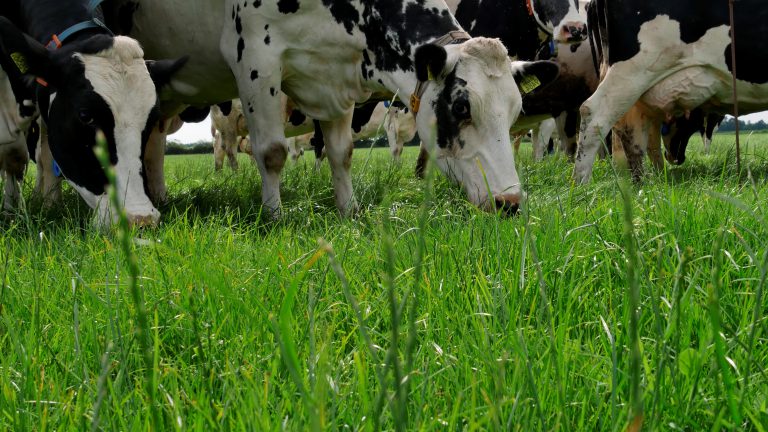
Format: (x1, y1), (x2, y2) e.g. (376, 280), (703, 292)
(452, 100), (470, 120)
(78, 110), (95, 125)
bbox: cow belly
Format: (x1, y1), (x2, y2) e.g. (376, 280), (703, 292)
(110, 0), (239, 105)
(639, 67), (721, 115)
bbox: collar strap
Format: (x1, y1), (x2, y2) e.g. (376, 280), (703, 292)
(45, 0), (112, 51)
(410, 31), (471, 114)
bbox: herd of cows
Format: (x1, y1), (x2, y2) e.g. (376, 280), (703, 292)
(0, 0), (762, 228)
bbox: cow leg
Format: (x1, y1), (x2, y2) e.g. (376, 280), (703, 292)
(512, 134), (523, 160)
(385, 107), (403, 162)
(213, 131), (225, 171)
(613, 105), (654, 182)
(533, 118), (556, 162)
(144, 123), (169, 204)
(531, 126), (545, 162)
(1, 144), (28, 212)
(647, 119), (663, 171)
(556, 111), (579, 159)
(319, 110), (358, 216)
(574, 65), (658, 183)
(226, 136), (239, 170)
(33, 124), (62, 206)
(415, 142), (429, 179)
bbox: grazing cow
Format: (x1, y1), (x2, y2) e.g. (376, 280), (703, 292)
(574, 0), (768, 183)
(0, 1), (185, 227)
(105, 0), (560, 216)
(661, 111), (725, 164)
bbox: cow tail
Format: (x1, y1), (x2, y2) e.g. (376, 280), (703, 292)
(586, 0), (601, 80)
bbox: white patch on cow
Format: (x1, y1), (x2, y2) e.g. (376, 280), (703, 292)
(77, 36), (159, 225)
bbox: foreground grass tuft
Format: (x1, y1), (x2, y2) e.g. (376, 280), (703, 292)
(1, 134), (767, 430)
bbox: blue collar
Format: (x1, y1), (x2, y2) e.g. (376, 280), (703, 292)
(45, 0), (112, 51)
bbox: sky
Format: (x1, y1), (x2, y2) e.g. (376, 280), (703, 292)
(168, 110), (768, 144)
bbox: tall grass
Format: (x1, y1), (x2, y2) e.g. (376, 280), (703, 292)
(0, 133), (766, 430)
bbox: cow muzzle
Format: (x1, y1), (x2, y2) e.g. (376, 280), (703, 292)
(493, 193), (521, 217)
(559, 22), (588, 43)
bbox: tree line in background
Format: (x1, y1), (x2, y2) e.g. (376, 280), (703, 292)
(718, 117), (768, 132)
(166, 116), (768, 155)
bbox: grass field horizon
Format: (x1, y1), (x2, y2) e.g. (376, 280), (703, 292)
(1, 132), (767, 430)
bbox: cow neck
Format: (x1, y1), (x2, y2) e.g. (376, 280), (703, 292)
(409, 31), (471, 116)
(19, 0), (112, 49)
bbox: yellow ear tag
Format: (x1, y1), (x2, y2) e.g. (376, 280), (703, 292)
(427, 68), (435, 81)
(519, 74), (541, 94)
(11, 52), (29, 74)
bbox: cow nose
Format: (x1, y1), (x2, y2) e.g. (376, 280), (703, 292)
(494, 193), (521, 217)
(127, 213), (160, 228)
(562, 22), (587, 42)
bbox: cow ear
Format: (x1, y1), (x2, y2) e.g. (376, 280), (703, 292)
(415, 44), (447, 82)
(0, 17), (54, 82)
(146, 56), (188, 91)
(511, 60), (560, 95)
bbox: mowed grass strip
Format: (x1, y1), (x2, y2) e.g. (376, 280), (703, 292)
(0, 133), (767, 430)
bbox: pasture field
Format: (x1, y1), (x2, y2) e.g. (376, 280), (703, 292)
(1, 132), (768, 431)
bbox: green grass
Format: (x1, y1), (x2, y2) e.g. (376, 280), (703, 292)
(1, 133), (767, 431)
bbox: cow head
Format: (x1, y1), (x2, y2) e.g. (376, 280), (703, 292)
(413, 37), (559, 214)
(0, 17), (185, 227)
(533, 0), (587, 43)
(661, 110), (704, 165)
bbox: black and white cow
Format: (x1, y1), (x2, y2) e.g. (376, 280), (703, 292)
(447, 0), (594, 156)
(0, 1), (184, 226)
(574, 0), (768, 183)
(105, 0), (560, 215)
(661, 111), (725, 165)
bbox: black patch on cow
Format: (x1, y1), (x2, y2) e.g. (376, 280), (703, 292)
(237, 37), (245, 62)
(253, 0), (261, 7)
(264, 34), (271, 45)
(521, 72), (588, 117)
(235, 15), (243, 34)
(270, 87), (276, 96)
(322, 0), (359, 35)
(251, 69), (259, 80)
(432, 69), (468, 149)
(351, 102), (378, 133)
(361, 49), (372, 81)
(115, 1), (139, 36)
(179, 105), (210, 123)
(454, 0), (542, 60)
(321, 1), (459, 73)
(310, 119), (324, 159)
(595, 0), (768, 84)
(26, 119), (40, 163)
(535, 0), (578, 33)
(288, 109), (306, 126)
(217, 101), (233, 117)
(278, 0), (300, 14)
